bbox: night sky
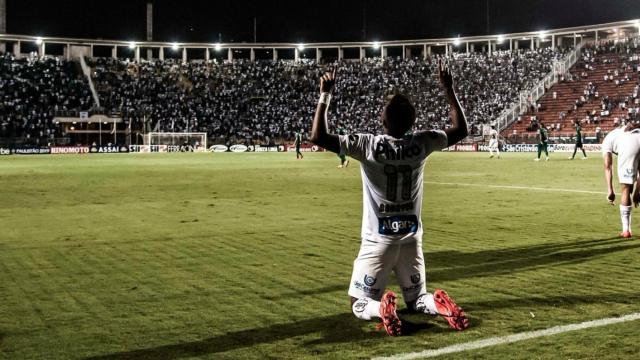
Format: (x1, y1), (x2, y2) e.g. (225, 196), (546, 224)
(7, 0), (640, 43)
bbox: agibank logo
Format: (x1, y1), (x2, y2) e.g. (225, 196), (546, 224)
(353, 274), (381, 296)
(378, 215), (419, 235)
(364, 275), (377, 286)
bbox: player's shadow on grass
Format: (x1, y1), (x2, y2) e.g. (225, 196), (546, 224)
(85, 310), (463, 360)
(85, 313), (384, 360)
(84, 237), (633, 360)
(427, 236), (638, 282)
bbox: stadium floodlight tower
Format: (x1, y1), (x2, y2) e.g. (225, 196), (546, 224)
(147, 132), (208, 152)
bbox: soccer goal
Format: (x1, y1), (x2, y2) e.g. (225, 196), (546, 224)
(146, 132), (208, 152)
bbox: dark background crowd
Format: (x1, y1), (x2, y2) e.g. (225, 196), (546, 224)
(0, 47), (565, 146)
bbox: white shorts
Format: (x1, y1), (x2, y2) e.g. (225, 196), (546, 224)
(348, 240), (426, 303)
(489, 139), (498, 149)
(617, 133), (640, 185)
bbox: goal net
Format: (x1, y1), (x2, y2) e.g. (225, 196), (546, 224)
(146, 132), (208, 152)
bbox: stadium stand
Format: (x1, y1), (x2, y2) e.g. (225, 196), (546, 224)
(504, 40), (640, 142)
(88, 48), (563, 145)
(0, 47), (566, 146)
(0, 53), (93, 146)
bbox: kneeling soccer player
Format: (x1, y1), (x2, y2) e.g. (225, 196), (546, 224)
(310, 62), (470, 336)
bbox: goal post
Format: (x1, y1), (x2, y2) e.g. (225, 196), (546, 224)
(146, 132), (208, 152)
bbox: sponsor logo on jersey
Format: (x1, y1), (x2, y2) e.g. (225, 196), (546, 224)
(378, 215), (419, 235)
(374, 141), (421, 161)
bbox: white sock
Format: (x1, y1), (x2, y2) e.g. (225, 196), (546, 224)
(620, 205), (632, 232)
(414, 293), (438, 315)
(352, 298), (381, 320)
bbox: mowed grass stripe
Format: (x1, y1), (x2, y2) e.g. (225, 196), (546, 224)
(1, 152), (639, 360)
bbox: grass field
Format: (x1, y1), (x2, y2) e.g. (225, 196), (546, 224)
(1, 151), (639, 360)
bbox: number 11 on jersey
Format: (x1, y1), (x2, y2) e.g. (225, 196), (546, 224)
(384, 165), (413, 201)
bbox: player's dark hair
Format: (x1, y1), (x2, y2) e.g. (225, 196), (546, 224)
(383, 94), (416, 137)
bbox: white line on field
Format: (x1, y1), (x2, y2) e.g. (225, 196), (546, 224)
(424, 181), (604, 195)
(372, 312), (640, 360)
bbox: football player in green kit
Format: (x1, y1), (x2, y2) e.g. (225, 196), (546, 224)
(535, 123), (550, 162)
(568, 121), (588, 160)
(294, 132), (304, 159)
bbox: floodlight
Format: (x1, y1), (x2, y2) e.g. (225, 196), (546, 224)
(372, 42), (381, 50)
(128, 42), (136, 49)
(297, 44), (305, 51)
(35, 37), (43, 45)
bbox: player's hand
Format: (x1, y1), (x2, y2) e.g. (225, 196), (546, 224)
(320, 69), (337, 94)
(438, 60), (454, 91)
(607, 191), (616, 205)
(633, 191), (640, 208)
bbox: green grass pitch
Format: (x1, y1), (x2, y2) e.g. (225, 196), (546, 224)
(1, 152), (639, 359)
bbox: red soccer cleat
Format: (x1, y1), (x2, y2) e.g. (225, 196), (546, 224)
(433, 289), (470, 331)
(620, 231), (633, 238)
(377, 291), (402, 336)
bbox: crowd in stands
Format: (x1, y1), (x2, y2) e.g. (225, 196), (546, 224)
(522, 39), (640, 135)
(574, 41), (640, 125)
(1, 46), (565, 145)
(0, 53), (93, 145)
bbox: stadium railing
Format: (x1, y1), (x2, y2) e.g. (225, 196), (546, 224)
(495, 42), (585, 134)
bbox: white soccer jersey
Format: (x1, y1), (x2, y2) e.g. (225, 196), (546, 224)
(489, 129), (499, 148)
(602, 127), (625, 156)
(339, 131), (448, 244)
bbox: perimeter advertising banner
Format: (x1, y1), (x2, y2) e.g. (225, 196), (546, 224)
(285, 144), (323, 152)
(476, 144), (603, 153)
(0, 147), (51, 155)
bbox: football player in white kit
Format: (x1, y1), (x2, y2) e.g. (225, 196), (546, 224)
(488, 125), (500, 158)
(310, 62), (470, 336)
(603, 123), (640, 238)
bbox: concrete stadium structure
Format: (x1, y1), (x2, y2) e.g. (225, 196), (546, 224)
(0, 18), (638, 63)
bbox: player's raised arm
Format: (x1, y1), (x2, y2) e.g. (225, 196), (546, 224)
(438, 60), (468, 147)
(310, 69), (340, 154)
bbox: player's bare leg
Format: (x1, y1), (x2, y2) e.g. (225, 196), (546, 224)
(620, 184), (634, 238)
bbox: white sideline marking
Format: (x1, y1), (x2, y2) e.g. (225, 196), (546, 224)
(425, 181), (604, 195)
(373, 312), (640, 360)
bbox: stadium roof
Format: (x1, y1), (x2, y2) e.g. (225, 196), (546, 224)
(7, 0), (640, 43)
